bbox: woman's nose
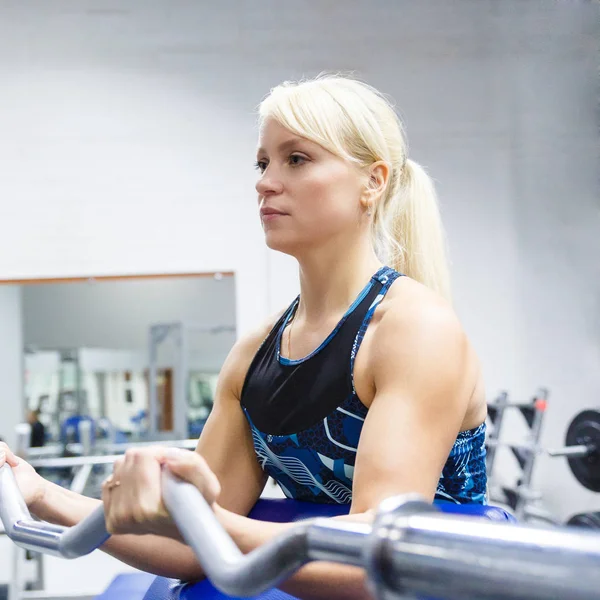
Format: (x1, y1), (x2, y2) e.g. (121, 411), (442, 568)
(256, 170), (284, 196)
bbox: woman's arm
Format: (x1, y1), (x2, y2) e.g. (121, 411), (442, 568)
(37, 481), (203, 580)
(349, 296), (474, 512)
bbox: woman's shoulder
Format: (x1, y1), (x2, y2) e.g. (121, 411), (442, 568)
(360, 277), (485, 422)
(370, 277), (484, 408)
(366, 276), (476, 378)
(376, 276), (460, 333)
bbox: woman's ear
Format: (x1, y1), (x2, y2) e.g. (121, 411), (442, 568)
(360, 161), (390, 215)
(368, 161), (390, 197)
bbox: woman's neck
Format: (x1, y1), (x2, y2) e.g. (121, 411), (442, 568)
(294, 242), (383, 327)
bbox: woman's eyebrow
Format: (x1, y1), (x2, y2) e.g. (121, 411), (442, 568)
(256, 138), (308, 157)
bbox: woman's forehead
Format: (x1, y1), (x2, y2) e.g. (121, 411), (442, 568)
(257, 121), (316, 155)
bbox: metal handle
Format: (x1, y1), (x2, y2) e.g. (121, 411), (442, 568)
(0, 464), (109, 558)
(160, 468), (368, 595)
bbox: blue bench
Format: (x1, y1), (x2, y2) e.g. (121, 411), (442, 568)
(97, 498), (515, 600)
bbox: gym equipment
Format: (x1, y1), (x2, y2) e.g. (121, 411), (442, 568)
(140, 499), (514, 600)
(2, 464), (600, 600)
(27, 439), (198, 469)
(147, 322), (235, 439)
(60, 415), (96, 449)
(484, 391), (508, 476)
(547, 408), (600, 492)
(486, 389), (548, 477)
(567, 511), (600, 529)
(486, 389), (550, 520)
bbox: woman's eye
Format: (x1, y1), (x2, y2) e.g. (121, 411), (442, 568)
(288, 154), (307, 167)
(254, 160), (268, 173)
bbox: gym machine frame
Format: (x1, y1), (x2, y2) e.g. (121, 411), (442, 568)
(148, 322), (235, 439)
(2, 464), (600, 600)
(486, 389), (549, 520)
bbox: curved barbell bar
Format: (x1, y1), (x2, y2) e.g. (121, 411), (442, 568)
(2, 464), (600, 600)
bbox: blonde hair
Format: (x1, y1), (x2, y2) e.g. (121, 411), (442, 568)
(258, 74), (452, 302)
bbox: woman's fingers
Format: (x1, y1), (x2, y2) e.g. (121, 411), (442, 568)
(101, 446), (221, 535)
(161, 448), (221, 504)
(0, 443), (21, 467)
(102, 449), (168, 535)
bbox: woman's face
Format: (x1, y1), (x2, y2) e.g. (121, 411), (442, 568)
(255, 117), (367, 257)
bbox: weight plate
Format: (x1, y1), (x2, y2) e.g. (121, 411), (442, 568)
(566, 409), (600, 492)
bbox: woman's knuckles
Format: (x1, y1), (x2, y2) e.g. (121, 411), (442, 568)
(125, 447), (146, 461)
(137, 501), (162, 523)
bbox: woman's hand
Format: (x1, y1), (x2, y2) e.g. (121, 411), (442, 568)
(160, 448), (221, 507)
(102, 447), (221, 538)
(0, 442), (48, 512)
(102, 446), (170, 537)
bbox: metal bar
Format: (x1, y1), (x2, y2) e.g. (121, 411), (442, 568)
(26, 445), (65, 459)
(177, 322), (190, 439)
(33, 551), (45, 592)
(486, 391), (508, 478)
(29, 440), (198, 468)
(97, 372), (108, 421)
(162, 468), (366, 596)
(148, 325), (160, 436)
(26, 438), (199, 461)
(0, 464), (109, 559)
(69, 463), (94, 494)
(89, 438), (198, 453)
(9, 541), (21, 600)
(376, 512), (600, 600)
(78, 420), (93, 456)
(99, 438), (197, 453)
(523, 505), (560, 526)
(547, 444), (591, 458)
(485, 439), (538, 452)
(173, 323), (235, 334)
(490, 402), (534, 410)
(514, 390), (548, 520)
(74, 352), (83, 416)
(30, 455), (119, 468)
(20, 594), (95, 600)
(61, 438), (197, 456)
(16, 423), (32, 457)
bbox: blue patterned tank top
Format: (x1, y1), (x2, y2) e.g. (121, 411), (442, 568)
(241, 266), (487, 505)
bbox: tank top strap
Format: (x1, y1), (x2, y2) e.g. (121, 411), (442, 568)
(350, 267), (403, 378)
(372, 265), (398, 286)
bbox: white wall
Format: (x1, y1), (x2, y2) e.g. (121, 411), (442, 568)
(0, 0), (597, 525)
(0, 2), (269, 335)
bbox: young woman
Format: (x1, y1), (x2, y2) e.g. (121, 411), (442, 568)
(1, 74), (488, 600)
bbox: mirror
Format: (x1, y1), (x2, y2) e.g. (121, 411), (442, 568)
(22, 273), (236, 446)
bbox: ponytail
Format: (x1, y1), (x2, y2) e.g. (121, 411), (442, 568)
(375, 159), (452, 303)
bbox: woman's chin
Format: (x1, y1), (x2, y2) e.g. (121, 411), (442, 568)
(264, 233), (300, 256)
